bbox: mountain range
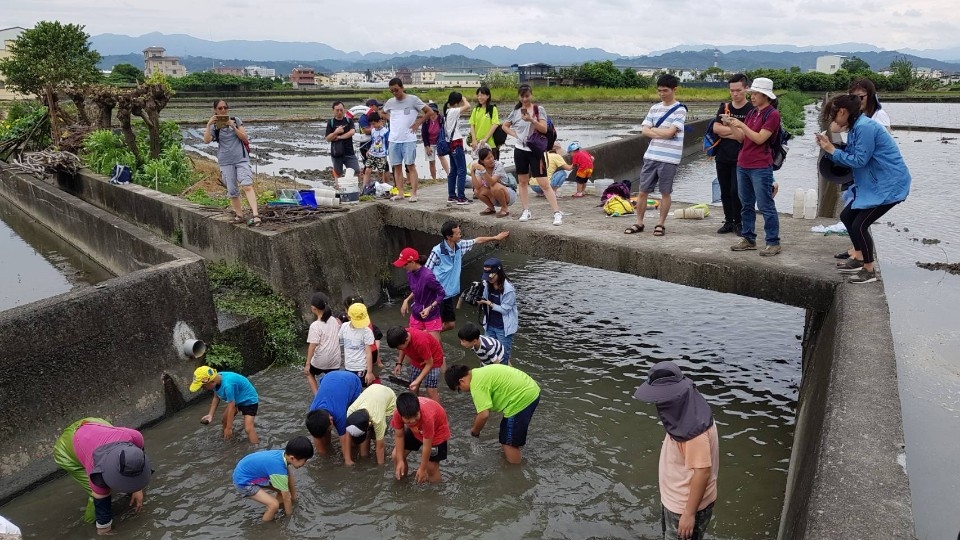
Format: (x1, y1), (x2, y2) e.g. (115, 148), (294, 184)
(91, 33), (960, 74)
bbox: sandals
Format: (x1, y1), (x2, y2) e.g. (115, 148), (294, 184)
(496, 211), (510, 218)
(247, 216), (262, 227)
(480, 208), (496, 215)
(653, 224), (666, 236)
(624, 224), (644, 234)
(231, 215), (245, 224)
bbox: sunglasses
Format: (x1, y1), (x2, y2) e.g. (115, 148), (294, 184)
(216, 106), (229, 111)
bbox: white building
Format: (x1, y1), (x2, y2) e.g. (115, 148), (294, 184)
(332, 71), (367, 85)
(143, 46), (187, 78)
(0, 26), (26, 96)
(245, 65), (276, 78)
(915, 67), (944, 79)
(815, 55), (845, 74)
(412, 67), (439, 86)
(434, 72), (483, 88)
(370, 69), (395, 83)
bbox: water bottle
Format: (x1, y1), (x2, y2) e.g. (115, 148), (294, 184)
(803, 189), (818, 219)
(793, 188), (805, 218)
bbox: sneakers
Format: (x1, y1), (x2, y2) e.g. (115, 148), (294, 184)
(848, 268), (878, 284)
(456, 198), (470, 205)
(553, 211), (563, 226)
(759, 244), (782, 257)
(447, 197), (457, 204)
(408, 196), (418, 203)
(731, 238), (757, 251)
(837, 258), (864, 273)
(519, 209), (532, 222)
(717, 222), (736, 234)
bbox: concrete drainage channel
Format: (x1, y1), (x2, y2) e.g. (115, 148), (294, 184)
(0, 163), (914, 539)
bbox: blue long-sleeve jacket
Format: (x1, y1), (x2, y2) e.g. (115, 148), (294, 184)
(482, 279), (518, 337)
(830, 115), (911, 209)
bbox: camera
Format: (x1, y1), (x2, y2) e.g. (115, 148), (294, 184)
(461, 281), (484, 306)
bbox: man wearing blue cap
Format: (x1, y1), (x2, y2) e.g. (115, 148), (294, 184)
(634, 361), (719, 540)
(423, 220), (509, 334)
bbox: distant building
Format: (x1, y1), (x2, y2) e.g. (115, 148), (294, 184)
(210, 66), (244, 76)
(434, 72), (482, 88)
(815, 55), (845, 75)
(333, 71), (367, 85)
(291, 66), (316, 88)
(395, 68), (413, 86)
(0, 26), (26, 95)
(915, 67), (943, 80)
(370, 69), (395, 83)
(412, 67), (439, 86)
(245, 65), (276, 78)
(314, 73), (334, 86)
(514, 63), (554, 85)
(143, 46), (187, 78)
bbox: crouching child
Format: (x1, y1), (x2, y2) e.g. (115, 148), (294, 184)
(232, 436), (314, 522)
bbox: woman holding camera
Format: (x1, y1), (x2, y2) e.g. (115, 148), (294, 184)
(478, 258), (518, 363)
(204, 99), (261, 226)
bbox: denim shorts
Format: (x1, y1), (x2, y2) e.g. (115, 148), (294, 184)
(220, 161), (253, 198)
(408, 365), (441, 388)
(662, 502), (714, 540)
(389, 141), (417, 166)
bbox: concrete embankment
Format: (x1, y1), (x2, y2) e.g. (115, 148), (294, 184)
(0, 168), (218, 502)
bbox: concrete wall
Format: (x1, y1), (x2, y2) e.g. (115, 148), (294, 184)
(589, 118), (709, 183)
(56, 171), (390, 319)
(0, 167), (218, 503)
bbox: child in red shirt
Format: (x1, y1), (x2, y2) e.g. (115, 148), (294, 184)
(567, 141), (595, 198)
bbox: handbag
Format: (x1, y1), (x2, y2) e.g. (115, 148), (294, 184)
(525, 105), (549, 153)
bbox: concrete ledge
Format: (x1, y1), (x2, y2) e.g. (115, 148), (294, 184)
(0, 167), (218, 503)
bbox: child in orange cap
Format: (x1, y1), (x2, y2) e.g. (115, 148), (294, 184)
(191, 366), (260, 443)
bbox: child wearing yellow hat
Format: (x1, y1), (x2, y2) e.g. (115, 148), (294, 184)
(190, 366), (260, 443)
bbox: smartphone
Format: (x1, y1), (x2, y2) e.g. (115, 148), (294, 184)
(215, 115), (230, 129)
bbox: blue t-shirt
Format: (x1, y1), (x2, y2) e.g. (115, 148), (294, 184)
(215, 372), (258, 406)
(308, 371), (362, 435)
(232, 449), (289, 491)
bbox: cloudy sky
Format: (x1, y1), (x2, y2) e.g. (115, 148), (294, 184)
(6, 0), (960, 54)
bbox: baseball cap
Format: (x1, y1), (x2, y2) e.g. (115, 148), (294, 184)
(189, 366), (218, 392)
(482, 257), (502, 281)
(365, 99), (383, 107)
(91, 442), (152, 494)
(567, 141), (581, 152)
(348, 303), (370, 329)
(632, 361), (693, 403)
(345, 409), (371, 444)
(393, 247), (419, 268)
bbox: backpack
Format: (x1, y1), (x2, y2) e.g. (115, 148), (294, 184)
(600, 180), (632, 203)
(760, 108), (792, 171)
(502, 172), (518, 190)
(214, 116), (251, 157)
(109, 164), (132, 185)
(703, 103), (729, 158)
(525, 104), (556, 153)
(435, 116), (451, 157)
(603, 195), (635, 216)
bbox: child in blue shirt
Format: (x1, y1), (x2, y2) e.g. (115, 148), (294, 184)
(191, 366), (260, 443)
(232, 436), (314, 521)
(304, 370), (362, 459)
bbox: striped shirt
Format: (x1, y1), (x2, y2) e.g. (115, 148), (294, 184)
(642, 102), (687, 165)
(472, 335), (506, 365)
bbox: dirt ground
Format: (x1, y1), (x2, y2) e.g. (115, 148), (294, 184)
(183, 152), (303, 197)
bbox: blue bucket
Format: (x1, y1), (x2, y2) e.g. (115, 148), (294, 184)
(299, 190), (318, 208)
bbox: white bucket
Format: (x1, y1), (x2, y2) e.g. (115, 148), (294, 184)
(803, 189), (818, 219)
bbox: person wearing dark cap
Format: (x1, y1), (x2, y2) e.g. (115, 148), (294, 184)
(445, 363), (540, 464)
(633, 361), (719, 540)
(53, 418), (152, 535)
(478, 257), (518, 363)
(343, 383), (397, 465)
(425, 220), (509, 334)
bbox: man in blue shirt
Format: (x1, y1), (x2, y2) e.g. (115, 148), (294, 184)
(423, 220), (509, 333)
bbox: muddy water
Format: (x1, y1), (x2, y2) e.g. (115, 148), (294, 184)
(0, 196), (113, 311)
(1, 254), (802, 539)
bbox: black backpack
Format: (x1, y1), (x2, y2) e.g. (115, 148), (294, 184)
(760, 108), (791, 171)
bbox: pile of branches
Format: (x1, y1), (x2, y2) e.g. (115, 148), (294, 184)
(7, 149), (82, 176)
(238, 204), (349, 227)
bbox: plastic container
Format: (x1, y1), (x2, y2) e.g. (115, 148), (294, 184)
(793, 188), (805, 218)
(298, 190), (318, 208)
(317, 196), (340, 207)
(804, 189), (818, 219)
(278, 189), (301, 203)
(339, 183), (359, 204)
(314, 187), (337, 199)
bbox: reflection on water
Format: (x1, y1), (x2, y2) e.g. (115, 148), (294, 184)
(1, 255), (801, 539)
(0, 197), (113, 312)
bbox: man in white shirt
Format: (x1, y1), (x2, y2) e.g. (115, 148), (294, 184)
(381, 78), (435, 202)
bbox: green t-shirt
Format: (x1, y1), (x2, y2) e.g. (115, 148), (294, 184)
(469, 105), (500, 147)
(470, 364), (540, 417)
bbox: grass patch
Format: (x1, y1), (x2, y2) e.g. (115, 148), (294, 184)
(207, 261), (305, 366)
(204, 342), (244, 371)
(185, 188), (230, 208)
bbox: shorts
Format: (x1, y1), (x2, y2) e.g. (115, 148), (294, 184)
(409, 315), (443, 333)
(408, 365), (441, 389)
(389, 141), (417, 166)
(403, 428), (448, 462)
(440, 297), (456, 323)
(366, 155), (389, 174)
(532, 170), (567, 194)
(504, 186), (518, 205)
(346, 369), (381, 387)
(514, 148), (546, 178)
(235, 483), (261, 498)
(220, 161), (253, 198)
(499, 395), (539, 447)
(309, 365), (338, 376)
(332, 154), (361, 177)
(637, 159), (678, 195)
(236, 403), (259, 416)
(662, 502), (714, 540)
(424, 145), (438, 162)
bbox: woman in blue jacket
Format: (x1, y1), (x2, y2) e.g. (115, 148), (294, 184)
(816, 94), (911, 284)
(478, 258), (519, 362)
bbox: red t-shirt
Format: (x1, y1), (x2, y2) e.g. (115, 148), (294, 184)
(737, 105), (780, 169)
(571, 150), (594, 178)
(404, 328), (444, 370)
(390, 397), (451, 444)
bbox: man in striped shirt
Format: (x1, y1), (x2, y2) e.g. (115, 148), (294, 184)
(458, 322), (507, 365)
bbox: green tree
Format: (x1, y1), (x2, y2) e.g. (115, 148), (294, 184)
(107, 63), (144, 85)
(482, 71), (519, 89)
(699, 66), (725, 82)
(841, 56), (871, 73)
(0, 21), (102, 145)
